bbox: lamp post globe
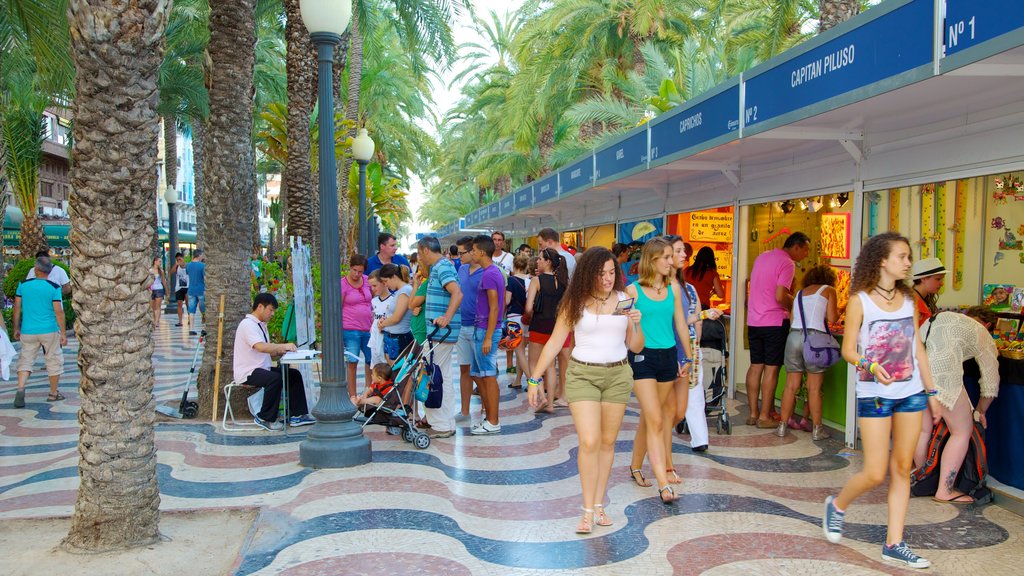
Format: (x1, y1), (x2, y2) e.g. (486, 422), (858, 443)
(298, 0), (371, 469)
(352, 128), (374, 256)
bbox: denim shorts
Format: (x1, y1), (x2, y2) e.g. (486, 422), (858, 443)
(187, 293), (205, 314)
(343, 329), (371, 364)
(470, 328), (500, 378)
(857, 391), (928, 418)
(456, 326), (476, 366)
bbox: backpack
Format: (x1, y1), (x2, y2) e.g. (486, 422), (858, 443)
(910, 419), (992, 504)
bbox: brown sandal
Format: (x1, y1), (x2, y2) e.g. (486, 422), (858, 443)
(630, 468), (652, 487)
(667, 468), (682, 484)
(47, 391), (66, 402)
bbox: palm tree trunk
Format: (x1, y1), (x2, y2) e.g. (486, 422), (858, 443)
(19, 212), (48, 257)
(164, 117), (177, 192)
(63, 0), (167, 552)
(192, 120), (206, 247)
(340, 3), (361, 258)
(283, 0), (318, 250)
(818, 0), (860, 32)
(196, 0), (259, 420)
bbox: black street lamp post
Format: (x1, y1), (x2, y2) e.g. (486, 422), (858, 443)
(298, 0), (371, 468)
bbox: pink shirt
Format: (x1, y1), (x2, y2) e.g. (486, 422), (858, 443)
(233, 314), (271, 383)
(747, 248), (795, 327)
(341, 275), (373, 331)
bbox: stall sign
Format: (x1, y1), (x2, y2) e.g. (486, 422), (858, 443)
(742, 0), (933, 135)
(595, 128), (648, 183)
(943, 0), (1023, 62)
(515, 186), (533, 211)
(559, 156), (594, 196)
(500, 194), (515, 218)
(533, 174), (559, 206)
(618, 218), (663, 244)
(650, 82), (740, 166)
(488, 202), (500, 221)
(689, 211), (734, 242)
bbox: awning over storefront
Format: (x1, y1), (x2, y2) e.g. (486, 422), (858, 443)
(3, 207), (70, 248)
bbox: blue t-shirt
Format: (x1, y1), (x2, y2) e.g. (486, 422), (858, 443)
(425, 258), (461, 343)
(452, 257), (462, 271)
(16, 278), (61, 335)
(506, 275), (527, 316)
(458, 264), (482, 328)
(366, 253), (411, 275)
(186, 261), (206, 295)
(475, 264), (507, 330)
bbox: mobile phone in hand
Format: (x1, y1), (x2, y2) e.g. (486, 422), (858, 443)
(613, 298), (635, 315)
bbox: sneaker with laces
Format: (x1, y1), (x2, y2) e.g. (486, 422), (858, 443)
(823, 495), (844, 543)
(289, 414), (316, 427)
(881, 541), (930, 569)
(470, 421), (501, 435)
(812, 424), (831, 441)
(253, 415), (284, 431)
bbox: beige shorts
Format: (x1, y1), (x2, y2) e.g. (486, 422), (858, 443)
(16, 332), (64, 376)
(565, 359), (634, 404)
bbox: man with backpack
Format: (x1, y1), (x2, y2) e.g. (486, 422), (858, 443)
(913, 306), (999, 504)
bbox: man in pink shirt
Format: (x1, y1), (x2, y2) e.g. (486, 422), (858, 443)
(233, 293), (315, 431)
(746, 232), (811, 428)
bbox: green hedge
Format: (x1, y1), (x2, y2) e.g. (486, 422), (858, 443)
(3, 259), (76, 329)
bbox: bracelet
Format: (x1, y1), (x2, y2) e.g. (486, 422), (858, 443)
(868, 362), (880, 375)
(527, 377), (543, 388)
(855, 356), (872, 372)
(925, 388), (938, 396)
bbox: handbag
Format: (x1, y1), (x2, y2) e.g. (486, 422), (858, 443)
(798, 290), (841, 369)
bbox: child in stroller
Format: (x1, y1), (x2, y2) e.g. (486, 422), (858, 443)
(352, 363), (396, 413)
(353, 357), (433, 449)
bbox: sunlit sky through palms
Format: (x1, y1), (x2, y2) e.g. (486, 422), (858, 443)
(401, 0), (521, 249)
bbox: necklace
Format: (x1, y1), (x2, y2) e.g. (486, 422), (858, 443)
(874, 287), (896, 302)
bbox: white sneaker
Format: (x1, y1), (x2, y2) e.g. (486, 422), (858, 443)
(470, 421), (501, 435)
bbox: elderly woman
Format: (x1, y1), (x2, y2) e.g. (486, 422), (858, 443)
(913, 306), (999, 504)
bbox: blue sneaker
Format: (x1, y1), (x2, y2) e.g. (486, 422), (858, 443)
(289, 414), (316, 427)
(253, 415), (284, 431)
(881, 541), (930, 569)
(823, 495), (844, 543)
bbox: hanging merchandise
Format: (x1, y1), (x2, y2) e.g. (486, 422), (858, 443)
(935, 183), (947, 264)
(920, 184), (934, 259)
(888, 189), (901, 232)
(952, 180), (967, 290)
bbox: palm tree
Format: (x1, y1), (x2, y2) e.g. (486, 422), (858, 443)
(283, 0), (318, 248)
(818, 0), (860, 31)
(195, 0), (259, 420)
(62, 0), (168, 551)
(0, 60), (49, 256)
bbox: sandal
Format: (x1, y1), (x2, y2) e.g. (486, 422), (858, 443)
(745, 416), (758, 426)
(534, 399), (550, 413)
(47, 391), (66, 402)
(576, 508), (594, 534)
(658, 485), (678, 504)
(667, 468), (682, 484)
(594, 504), (613, 527)
(630, 468), (652, 487)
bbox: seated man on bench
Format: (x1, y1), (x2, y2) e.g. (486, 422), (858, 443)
(233, 293), (316, 431)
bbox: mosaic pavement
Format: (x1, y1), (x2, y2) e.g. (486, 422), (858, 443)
(2, 320), (1023, 575)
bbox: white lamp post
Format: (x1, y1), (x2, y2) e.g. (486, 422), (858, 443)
(298, 0), (371, 468)
(351, 128), (374, 255)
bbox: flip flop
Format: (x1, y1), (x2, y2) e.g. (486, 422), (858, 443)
(933, 494), (974, 505)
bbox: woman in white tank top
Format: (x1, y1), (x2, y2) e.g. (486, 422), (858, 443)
(527, 248), (644, 535)
(823, 233), (940, 569)
(779, 265), (840, 440)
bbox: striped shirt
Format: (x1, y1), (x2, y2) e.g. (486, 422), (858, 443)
(425, 258), (460, 343)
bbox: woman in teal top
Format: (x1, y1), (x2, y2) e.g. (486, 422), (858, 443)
(624, 237), (692, 503)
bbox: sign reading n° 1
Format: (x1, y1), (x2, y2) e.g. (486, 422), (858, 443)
(595, 127), (648, 184)
(942, 0), (1024, 72)
(742, 0), (933, 136)
(649, 80), (740, 168)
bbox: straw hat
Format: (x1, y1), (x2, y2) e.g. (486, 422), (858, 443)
(911, 257), (948, 280)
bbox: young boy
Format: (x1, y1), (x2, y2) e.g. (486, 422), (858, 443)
(351, 363), (395, 412)
(470, 234), (507, 435)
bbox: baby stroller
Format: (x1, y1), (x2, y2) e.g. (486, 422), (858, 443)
(677, 315), (731, 435)
(358, 326), (449, 449)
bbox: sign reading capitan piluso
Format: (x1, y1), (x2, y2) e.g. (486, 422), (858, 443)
(791, 44), (855, 87)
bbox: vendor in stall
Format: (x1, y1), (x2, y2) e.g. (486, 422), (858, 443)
(911, 257), (948, 326)
(914, 306), (999, 504)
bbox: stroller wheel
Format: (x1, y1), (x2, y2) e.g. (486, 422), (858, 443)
(413, 433), (431, 449)
(386, 425), (403, 436)
(402, 428), (415, 443)
(721, 414), (732, 435)
(715, 420), (722, 435)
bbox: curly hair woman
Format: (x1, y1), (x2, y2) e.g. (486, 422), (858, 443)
(527, 248), (644, 534)
(823, 232), (940, 569)
(624, 238), (692, 503)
